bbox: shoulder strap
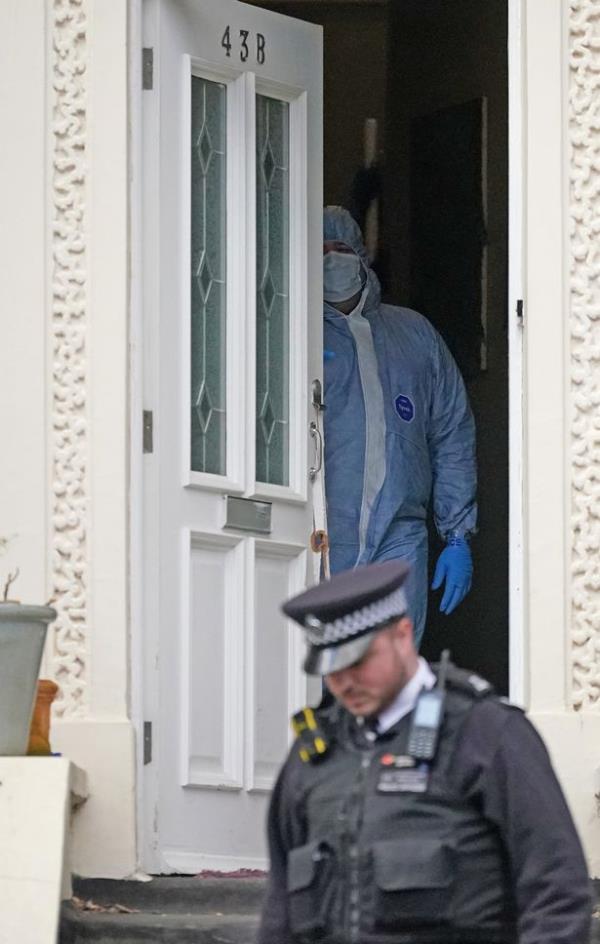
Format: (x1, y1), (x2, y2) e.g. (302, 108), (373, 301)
(432, 661), (495, 700)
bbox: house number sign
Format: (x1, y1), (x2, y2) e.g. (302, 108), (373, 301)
(221, 26), (266, 65)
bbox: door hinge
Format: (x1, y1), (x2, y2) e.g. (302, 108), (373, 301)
(516, 298), (524, 324)
(143, 721), (152, 765)
(143, 410), (154, 453)
(142, 47), (154, 90)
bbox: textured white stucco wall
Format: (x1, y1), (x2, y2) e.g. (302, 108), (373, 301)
(48, 0), (136, 876)
(0, 0), (136, 877)
(569, 0), (600, 711)
(49, 0), (90, 716)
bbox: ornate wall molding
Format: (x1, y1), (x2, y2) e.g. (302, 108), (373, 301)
(570, 0), (600, 709)
(50, 0), (89, 717)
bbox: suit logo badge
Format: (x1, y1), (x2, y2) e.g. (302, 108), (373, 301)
(394, 394), (415, 422)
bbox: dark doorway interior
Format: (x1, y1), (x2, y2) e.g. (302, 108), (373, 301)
(410, 98), (487, 384)
(248, 0), (509, 694)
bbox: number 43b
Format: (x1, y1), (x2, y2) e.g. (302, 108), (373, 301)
(221, 25), (266, 65)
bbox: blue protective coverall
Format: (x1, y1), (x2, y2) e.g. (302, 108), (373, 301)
(323, 207), (477, 644)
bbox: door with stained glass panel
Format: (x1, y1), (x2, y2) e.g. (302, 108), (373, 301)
(142, 0), (322, 871)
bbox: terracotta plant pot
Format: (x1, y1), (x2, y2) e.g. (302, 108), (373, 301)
(27, 679), (60, 756)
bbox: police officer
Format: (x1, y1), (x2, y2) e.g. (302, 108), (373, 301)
(257, 560), (591, 944)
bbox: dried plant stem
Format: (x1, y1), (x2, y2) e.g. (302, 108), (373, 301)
(3, 568), (20, 602)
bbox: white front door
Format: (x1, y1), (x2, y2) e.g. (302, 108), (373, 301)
(142, 0), (323, 871)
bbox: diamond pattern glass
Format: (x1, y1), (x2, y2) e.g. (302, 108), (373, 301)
(191, 77), (227, 475)
(256, 95), (290, 486)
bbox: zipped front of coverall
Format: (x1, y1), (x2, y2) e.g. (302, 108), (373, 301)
(346, 301), (386, 565)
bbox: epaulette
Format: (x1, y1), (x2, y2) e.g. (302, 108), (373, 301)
(498, 696), (525, 712)
(291, 706), (331, 763)
(434, 662), (494, 699)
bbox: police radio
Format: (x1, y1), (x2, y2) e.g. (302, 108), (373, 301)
(407, 650), (450, 761)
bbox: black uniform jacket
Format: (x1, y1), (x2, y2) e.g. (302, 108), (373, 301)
(257, 689), (591, 944)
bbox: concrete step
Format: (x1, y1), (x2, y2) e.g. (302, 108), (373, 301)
(71, 876), (266, 914)
(59, 904), (259, 944)
(59, 877), (264, 944)
(60, 876), (599, 944)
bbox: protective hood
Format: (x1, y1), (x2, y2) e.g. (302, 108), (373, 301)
(323, 206), (381, 312)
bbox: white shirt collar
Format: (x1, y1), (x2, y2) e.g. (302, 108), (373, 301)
(376, 657), (436, 734)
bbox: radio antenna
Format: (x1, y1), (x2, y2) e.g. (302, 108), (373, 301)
(437, 649), (451, 690)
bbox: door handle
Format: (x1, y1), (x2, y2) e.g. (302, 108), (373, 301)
(309, 421), (322, 480)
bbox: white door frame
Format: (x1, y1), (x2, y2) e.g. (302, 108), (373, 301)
(508, 0), (526, 705)
(517, 0), (570, 714)
(128, 0), (151, 871)
(508, 0), (572, 712)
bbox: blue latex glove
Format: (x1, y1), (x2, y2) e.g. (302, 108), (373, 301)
(431, 536), (473, 615)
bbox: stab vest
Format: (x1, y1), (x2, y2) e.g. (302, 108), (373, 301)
(286, 669), (516, 944)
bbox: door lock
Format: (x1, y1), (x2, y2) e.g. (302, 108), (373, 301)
(312, 378), (325, 412)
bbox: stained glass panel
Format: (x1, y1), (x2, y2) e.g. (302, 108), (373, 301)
(191, 76), (227, 475)
(256, 95), (290, 486)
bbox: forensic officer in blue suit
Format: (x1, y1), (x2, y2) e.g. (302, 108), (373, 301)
(322, 206), (477, 645)
(257, 561), (592, 944)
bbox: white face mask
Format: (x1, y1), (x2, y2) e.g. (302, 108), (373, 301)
(323, 249), (364, 303)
